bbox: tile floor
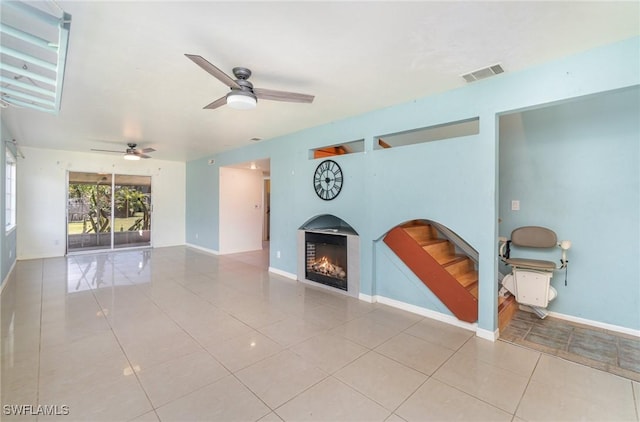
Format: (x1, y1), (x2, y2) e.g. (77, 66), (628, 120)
(1, 246), (639, 421)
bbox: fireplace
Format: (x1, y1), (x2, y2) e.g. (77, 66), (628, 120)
(305, 232), (347, 291)
(297, 215), (360, 298)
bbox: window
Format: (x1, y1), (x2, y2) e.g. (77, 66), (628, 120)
(5, 150), (16, 231)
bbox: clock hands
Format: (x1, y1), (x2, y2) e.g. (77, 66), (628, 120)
(313, 159), (343, 201)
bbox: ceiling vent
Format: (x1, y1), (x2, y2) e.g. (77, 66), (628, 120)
(461, 64), (504, 83)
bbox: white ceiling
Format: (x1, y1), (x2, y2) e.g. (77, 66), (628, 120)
(1, 1), (638, 162)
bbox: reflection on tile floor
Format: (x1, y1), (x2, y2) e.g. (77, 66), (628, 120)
(2, 246), (639, 421)
(500, 309), (640, 382)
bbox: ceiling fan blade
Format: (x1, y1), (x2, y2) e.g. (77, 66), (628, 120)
(203, 96), (227, 110)
(254, 88), (314, 103)
(185, 54), (240, 89)
(91, 148), (123, 154)
(139, 154), (152, 159)
(140, 147), (156, 153)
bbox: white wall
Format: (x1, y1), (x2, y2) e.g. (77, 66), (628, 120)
(219, 167), (263, 254)
(17, 147), (185, 259)
(1, 122), (18, 285)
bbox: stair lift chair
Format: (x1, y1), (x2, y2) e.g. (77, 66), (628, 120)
(498, 226), (571, 319)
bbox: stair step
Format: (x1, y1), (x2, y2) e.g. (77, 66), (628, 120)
(422, 240), (454, 263)
(401, 219), (423, 227)
(455, 270), (478, 288)
(498, 294), (518, 332)
(417, 239), (444, 247)
(466, 282), (479, 299)
(443, 256), (473, 276)
(402, 225), (437, 243)
(498, 294), (510, 309)
(435, 254), (460, 266)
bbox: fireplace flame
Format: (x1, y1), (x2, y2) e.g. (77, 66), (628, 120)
(310, 256), (346, 279)
(318, 256), (330, 270)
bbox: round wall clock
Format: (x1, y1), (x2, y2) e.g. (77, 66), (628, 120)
(313, 159), (343, 200)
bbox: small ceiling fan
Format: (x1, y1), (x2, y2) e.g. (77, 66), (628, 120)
(185, 54), (315, 110)
(91, 143), (156, 161)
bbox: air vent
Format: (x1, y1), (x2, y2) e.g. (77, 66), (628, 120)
(461, 63), (504, 83)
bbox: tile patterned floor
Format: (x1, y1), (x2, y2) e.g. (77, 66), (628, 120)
(2, 246), (639, 421)
(500, 309), (640, 382)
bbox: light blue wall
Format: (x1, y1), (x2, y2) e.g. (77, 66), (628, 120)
(186, 158), (219, 251)
(186, 37), (640, 332)
(1, 120), (17, 287)
(499, 86), (640, 329)
(375, 241), (451, 316)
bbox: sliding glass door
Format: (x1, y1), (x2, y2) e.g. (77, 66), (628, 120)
(113, 174), (151, 248)
(67, 172), (113, 252)
(67, 172), (151, 253)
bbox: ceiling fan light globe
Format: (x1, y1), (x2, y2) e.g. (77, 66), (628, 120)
(227, 92), (257, 110)
(124, 153), (141, 161)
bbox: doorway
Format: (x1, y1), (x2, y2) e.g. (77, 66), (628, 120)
(263, 178), (270, 242)
(67, 172), (152, 253)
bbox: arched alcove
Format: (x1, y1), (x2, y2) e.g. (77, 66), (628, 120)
(378, 219), (477, 260)
(374, 218), (480, 324)
(299, 214), (358, 235)
(297, 214), (360, 298)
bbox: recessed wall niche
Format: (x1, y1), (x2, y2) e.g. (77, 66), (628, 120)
(375, 117), (479, 150)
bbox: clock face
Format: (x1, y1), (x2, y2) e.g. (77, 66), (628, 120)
(313, 159), (343, 200)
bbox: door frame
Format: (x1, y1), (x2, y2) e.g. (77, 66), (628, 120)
(66, 171), (153, 254)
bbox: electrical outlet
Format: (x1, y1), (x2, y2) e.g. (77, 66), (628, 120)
(276, 251), (281, 259)
(511, 200), (520, 211)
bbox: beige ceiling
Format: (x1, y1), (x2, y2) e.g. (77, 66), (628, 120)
(1, 1), (638, 162)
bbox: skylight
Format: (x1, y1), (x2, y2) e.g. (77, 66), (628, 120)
(0, 1), (72, 114)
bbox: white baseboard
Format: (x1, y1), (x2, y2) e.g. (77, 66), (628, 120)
(358, 293), (375, 303)
(359, 294), (477, 334)
(548, 310), (640, 338)
(358, 294), (639, 341)
(476, 327), (499, 342)
(185, 243), (219, 255)
(268, 267), (297, 280)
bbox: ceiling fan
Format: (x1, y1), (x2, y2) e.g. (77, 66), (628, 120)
(185, 54), (314, 110)
(91, 143), (156, 161)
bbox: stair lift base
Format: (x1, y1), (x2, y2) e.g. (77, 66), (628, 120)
(502, 272), (558, 319)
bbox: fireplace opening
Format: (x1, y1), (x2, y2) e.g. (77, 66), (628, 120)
(305, 231), (347, 291)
